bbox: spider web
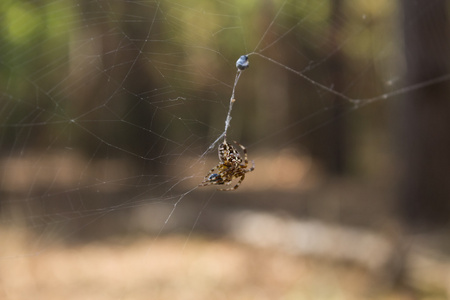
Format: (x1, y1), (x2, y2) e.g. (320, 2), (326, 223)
(0, 0), (449, 293)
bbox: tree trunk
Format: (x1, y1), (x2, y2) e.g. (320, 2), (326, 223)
(397, 0), (450, 227)
(327, 0), (346, 175)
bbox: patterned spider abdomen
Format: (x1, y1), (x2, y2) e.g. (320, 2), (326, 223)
(219, 140), (241, 164)
(199, 139), (254, 191)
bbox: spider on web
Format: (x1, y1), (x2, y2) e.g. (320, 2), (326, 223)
(199, 139), (255, 191)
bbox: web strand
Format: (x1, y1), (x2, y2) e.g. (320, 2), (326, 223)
(202, 68), (244, 156)
(224, 70), (242, 135)
(2, 0), (450, 266)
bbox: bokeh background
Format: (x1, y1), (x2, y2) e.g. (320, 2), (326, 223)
(1, 0), (450, 299)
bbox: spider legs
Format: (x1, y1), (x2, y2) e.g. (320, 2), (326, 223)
(247, 160), (255, 172)
(199, 165), (220, 186)
(218, 174), (245, 191)
(200, 139), (254, 191)
(233, 140), (255, 172)
(232, 140), (248, 166)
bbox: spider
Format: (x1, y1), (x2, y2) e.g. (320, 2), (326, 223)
(199, 139), (255, 191)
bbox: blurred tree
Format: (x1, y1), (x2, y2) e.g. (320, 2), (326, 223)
(324, 0), (347, 175)
(398, 0), (450, 227)
(69, 1), (165, 170)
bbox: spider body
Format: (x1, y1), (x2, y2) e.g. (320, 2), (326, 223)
(200, 139), (254, 191)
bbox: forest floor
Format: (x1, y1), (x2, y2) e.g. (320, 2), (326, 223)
(0, 228), (421, 300)
(1, 153), (449, 299)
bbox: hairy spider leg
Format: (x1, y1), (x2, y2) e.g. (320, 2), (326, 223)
(199, 165), (221, 186)
(233, 140), (255, 172)
(219, 174), (246, 191)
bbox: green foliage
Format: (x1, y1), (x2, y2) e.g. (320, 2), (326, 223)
(0, 0), (75, 96)
(0, 0), (397, 164)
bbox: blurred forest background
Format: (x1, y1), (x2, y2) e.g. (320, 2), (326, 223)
(1, 0), (450, 299)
